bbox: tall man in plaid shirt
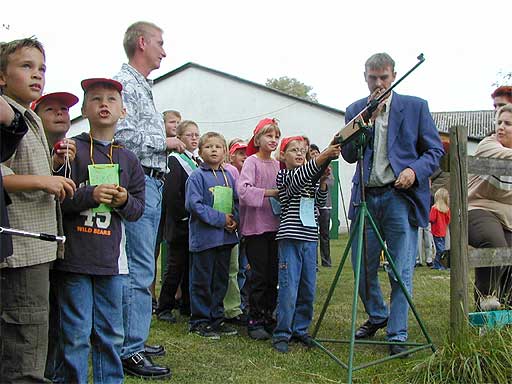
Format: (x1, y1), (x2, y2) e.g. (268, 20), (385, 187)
(114, 21), (185, 379)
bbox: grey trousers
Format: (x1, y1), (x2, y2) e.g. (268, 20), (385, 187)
(469, 209), (512, 307)
(1, 262), (50, 383)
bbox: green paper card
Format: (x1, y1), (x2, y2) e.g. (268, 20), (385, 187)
(88, 164), (120, 213)
(212, 186), (233, 214)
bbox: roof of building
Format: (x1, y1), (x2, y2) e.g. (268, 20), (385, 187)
(155, 62), (345, 115)
(432, 110), (494, 141)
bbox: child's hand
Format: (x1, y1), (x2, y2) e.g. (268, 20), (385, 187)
(40, 175), (76, 202)
(110, 186), (128, 208)
(0, 97), (15, 126)
(224, 213), (236, 232)
(324, 143), (341, 159)
(265, 188), (279, 197)
(52, 139), (77, 167)
(226, 219), (237, 232)
(92, 184), (118, 205)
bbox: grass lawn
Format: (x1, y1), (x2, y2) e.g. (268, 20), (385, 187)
(127, 236), (452, 383)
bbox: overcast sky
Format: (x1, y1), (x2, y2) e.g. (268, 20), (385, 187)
(2, 0), (510, 120)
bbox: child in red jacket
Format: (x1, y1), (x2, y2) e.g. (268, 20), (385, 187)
(430, 188), (451, 270)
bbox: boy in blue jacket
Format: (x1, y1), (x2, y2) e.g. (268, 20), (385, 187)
(185, 132), (239, 339)
(52, 78), (146, 383)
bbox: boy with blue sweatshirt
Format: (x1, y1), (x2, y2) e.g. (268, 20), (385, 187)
(52, 78), (146, 382)
(185, 132), (239, 339)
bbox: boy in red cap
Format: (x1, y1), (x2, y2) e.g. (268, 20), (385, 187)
(50, 78), (146, 382)
(32, 91), (78, 161)
(272, 137), (340, 353)
(32, 91), (79, 381)
(238, 118), (281, 339)
(0, 37), (76, 382)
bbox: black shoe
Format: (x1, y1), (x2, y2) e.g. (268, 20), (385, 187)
(389, 342), (409, 358)
(272, 339), (289, 353)
(157, 309), (177, 324)
(225, 313), (248, 326)
(248, 326), (271, 340)
(189, 323), (221, 340)
(213, 322), (238, 336)
(152, 299), (158, 315)
(144, 344), (166, 357)
(122, 352), (171, 379)
(355, 318), (388, 339)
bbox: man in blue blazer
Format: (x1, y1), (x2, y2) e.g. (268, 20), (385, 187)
(341, 53), (443, 356)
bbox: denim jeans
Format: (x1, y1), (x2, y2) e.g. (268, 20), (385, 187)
(351, 189), (418, 342)
(273, 239), (317, 341)
(122, 176), (163, 357)
(432, 236), (446, 270)
(189, 245), (231, 329)
(55, 272), (124, 384)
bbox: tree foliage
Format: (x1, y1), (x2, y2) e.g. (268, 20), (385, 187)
(493, 70), (512, 87)
(265, 76), (318, 103)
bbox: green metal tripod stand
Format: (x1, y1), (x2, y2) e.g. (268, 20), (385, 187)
(311, 129), (436, 384)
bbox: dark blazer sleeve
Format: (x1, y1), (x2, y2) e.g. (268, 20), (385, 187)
(167, 156), (189, 221)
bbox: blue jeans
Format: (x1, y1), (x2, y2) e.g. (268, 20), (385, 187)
(237, 238), (249, 311)
(432, 236), (446, 270)
(189, 245), (231, 329)
(122, 176), (163, 357)
(273, 239), (317, 341)
(55, 272), (124, 384)
(351, 189), (418, 342)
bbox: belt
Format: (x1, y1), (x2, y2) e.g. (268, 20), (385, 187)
(142, 166), (165, 180)
(365, 183), (395, 195)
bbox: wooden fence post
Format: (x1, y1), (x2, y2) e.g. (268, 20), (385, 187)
(449, 125), (469, 342)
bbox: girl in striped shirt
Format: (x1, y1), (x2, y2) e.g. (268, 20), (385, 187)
(272, 136), (340, 353)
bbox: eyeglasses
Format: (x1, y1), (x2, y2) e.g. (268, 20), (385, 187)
(286, 148), (307, 155)
(183, 133), (200, 138)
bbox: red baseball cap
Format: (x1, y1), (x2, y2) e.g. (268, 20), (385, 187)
(229, 142), (247, 155)
(81, 78), (123, 93)
(280, 136), (304, 153)
(30, 92), (79, 112)
(246, 118), (278, 156)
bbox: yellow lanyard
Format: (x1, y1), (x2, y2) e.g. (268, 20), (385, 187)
(211, 166), (230, 187)
(89, 133), (114, 165)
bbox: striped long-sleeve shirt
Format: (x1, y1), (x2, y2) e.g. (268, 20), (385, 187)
(276, 159), (328, 242)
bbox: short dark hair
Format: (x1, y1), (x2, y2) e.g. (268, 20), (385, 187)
(309, 144), (320, 152)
